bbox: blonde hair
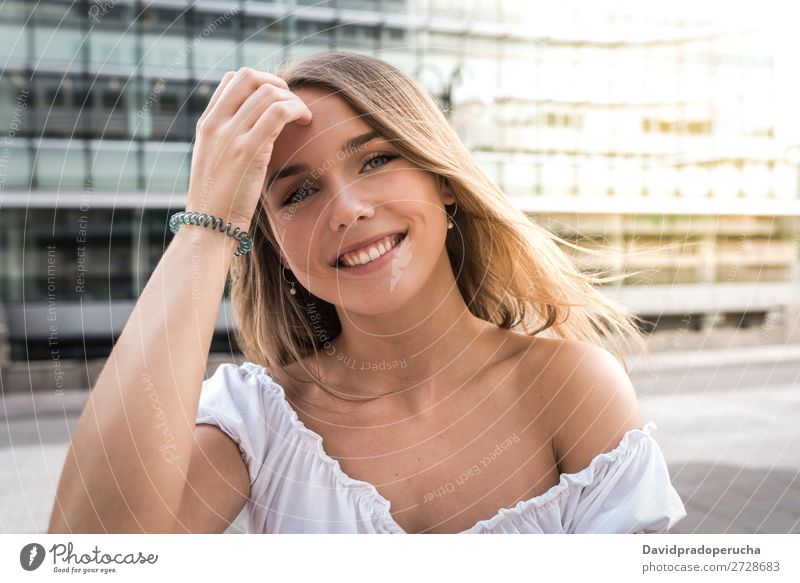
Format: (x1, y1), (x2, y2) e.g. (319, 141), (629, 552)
(230, 50), (652, 396)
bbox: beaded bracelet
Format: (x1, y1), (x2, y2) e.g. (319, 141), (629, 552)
(168, 211), (254, 256)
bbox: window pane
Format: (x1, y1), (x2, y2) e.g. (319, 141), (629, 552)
(143, 34), (188, 69)
(33, 27), (83, 63)
(89, 30), (136, 66)
(194, 9), (239, 36)
(144, 146), (190, 192)
(16, 209), (136, 301)
(2, 143), (32, 188)
(97, 78), (125, 109)
(243, 16), (283, 42)
(0, 0), (30, 20)
(339, 0), (381, 10)
(138, 7), (188, 34)
(36, 143), (87, 189)
(0, 23), (27, 61)
(378, 49), (416, 77)
(87, 0), (134, 28)
(87, 77), (128, 138)
(33, 0), (85, 26)
(576, 157), (611, 198)
(503, 159), (535, 196)
(287, 43), (331, 62)
(0, 73), (31, 126)
(143, 79), (193, 141)
(90, 145), (139, 191)
(34, 74), (97, 139)
(242, 41), (285, 72)
(295, 20), (334, 46)
(193, 38), (238, 72)
(541, 155), (575, 197)
(188, 81), (214, 117)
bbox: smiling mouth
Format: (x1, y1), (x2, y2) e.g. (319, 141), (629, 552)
(334, 230), (408, 268)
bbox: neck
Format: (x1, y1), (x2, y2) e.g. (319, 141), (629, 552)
(317, 251), (496, 400)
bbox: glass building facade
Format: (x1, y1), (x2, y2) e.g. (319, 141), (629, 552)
(1, 0), (798, 360)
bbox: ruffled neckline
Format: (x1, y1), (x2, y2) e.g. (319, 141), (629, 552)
(241, 361), (657, 534)
(242, 362), (405, 533)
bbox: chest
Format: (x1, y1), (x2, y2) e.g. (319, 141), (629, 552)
(285, 368), (562, 534)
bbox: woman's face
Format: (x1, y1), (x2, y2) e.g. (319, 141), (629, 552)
(263, 87), (455, 314)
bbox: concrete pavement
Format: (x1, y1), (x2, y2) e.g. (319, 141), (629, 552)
(637, 384), (799, 534)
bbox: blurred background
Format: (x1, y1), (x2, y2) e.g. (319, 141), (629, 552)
(0, 0), (798, 534)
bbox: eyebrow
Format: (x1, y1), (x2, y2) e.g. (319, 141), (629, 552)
(265, 130), (381, 193)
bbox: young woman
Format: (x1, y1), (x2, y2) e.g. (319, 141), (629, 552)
(49, 51), (686, 534)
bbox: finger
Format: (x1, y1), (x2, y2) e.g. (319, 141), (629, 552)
(246, 98), (313, 142)
(197, 71), (236, 123)
(208, 67), (291, 122)
(233, 85), (312, 133)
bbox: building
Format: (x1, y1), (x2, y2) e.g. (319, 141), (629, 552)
(1, 0), (798, 386)
(446, 1), (800, 346)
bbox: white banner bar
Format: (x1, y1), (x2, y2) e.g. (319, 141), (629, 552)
(1, 534), (799, 582)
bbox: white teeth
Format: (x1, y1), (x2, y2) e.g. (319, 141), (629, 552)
(339, 233), (403, 267)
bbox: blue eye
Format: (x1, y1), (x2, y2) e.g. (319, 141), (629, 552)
(364, 153), (396, 170)
(280, 153), (397, 207)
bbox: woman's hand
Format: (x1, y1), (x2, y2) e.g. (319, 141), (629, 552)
(186, 67), (313, 230)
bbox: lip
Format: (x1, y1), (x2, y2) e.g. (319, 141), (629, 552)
(331, 230), (407, 266)
(334, 231), (407, 275)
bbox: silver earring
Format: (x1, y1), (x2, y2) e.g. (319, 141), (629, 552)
(281, 265), (296, 295)
(446, 201), (458, 229)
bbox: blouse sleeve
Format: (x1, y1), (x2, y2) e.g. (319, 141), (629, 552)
(561, 421), (687, 534)
(195, 362), (269, 487)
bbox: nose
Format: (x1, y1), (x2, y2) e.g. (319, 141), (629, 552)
(327, 185), (376, 232)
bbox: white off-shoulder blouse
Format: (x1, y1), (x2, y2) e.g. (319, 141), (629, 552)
(195, 361), (687, 534)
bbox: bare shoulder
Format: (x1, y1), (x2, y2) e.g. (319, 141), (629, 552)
(516, 336), (645, 475)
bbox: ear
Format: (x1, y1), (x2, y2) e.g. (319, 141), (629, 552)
(437, 175), (456, 206)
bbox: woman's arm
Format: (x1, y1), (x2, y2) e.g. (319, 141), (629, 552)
(170, 423), (251, 533)
(47, 67), (312, 534)
(47, 225), (245, 533)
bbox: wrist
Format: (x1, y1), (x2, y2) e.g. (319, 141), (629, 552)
(172, 224), (244, 263)
(183, 201), (253, 232)
(169, 211), (254, 256)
